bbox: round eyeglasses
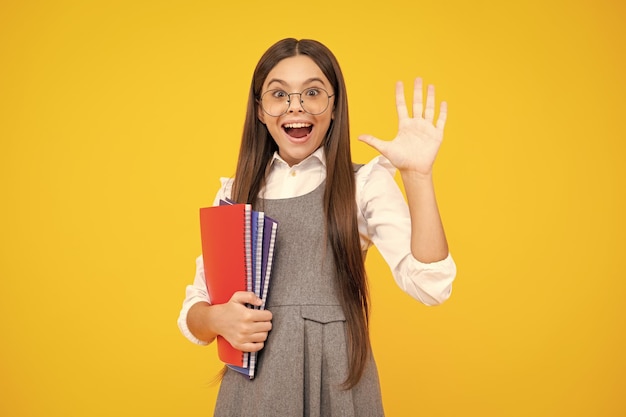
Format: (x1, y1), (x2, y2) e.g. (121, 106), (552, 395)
(260, 87), (334, 117)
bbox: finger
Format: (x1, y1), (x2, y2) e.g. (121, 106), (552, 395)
(250, 320), (272, 334)
(240, 341), (265, 353)
(424, 84), (436, 122)
(358, 134), (387, 154)
(413, 77), (423, 118)
(436, 101), (448, 131)
(237, 330), (270, 351)
(395, 81), (409, 121)
(251, 309), (273, 323)
(238, 327), (269, 343)
(231, 291), (262, 307)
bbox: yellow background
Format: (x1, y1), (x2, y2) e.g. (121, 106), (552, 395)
(1, 1), (624, 416)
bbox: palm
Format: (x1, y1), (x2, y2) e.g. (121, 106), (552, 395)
(359, 78), (447, 176)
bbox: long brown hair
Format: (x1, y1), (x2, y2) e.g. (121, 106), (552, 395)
(231, 38), (370, 389)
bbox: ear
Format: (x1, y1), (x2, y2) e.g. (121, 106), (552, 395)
(257, 105), (266, 125)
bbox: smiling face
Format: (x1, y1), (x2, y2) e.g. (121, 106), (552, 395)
(257, 55), (335, 166)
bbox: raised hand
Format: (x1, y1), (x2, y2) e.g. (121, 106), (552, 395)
(358, 77), (447, 177)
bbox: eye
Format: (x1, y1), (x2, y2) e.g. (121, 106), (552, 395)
(271, 90), (288, 99)
(304, 88), (321, 97)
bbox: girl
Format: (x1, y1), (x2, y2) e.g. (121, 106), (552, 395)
(178, 38), (456, 416)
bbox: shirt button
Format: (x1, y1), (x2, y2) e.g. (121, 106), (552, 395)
(290, 171), (296, 177)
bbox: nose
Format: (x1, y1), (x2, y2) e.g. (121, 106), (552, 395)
(287, 93), (304, 112)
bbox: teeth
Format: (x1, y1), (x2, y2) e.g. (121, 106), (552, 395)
(284, 122), (312, 128)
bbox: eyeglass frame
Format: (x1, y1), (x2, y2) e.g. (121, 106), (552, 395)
(258, 87), (335, 117)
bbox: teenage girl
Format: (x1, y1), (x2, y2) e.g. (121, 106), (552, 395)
(178, 38), (456, 416)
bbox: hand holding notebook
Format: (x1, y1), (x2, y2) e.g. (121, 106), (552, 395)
(209, 291), (271, 350)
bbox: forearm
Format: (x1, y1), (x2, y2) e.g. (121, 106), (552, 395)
(400, 170), (448, 263)
(186, 301), (220, 344)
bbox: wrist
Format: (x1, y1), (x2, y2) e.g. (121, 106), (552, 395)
(188, 302), (219, 343)
(399, 169), (434, 183)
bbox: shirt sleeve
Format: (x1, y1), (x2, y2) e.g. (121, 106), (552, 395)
(356, 156), (456, 306)
(177, 256), (211, 345)
(177, 178), (233, 344)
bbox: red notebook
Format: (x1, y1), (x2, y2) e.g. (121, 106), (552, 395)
(199, 203), (252, 368)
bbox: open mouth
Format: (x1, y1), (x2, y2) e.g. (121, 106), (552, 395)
(283, 122), (313, 139)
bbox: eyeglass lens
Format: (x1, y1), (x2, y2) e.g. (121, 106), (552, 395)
(261, 88), (331, 116)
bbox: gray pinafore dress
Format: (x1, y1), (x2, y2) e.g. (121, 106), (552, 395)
(214, 181), (384, 416)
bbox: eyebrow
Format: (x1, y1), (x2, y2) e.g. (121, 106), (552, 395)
(266, 77), (328, 89)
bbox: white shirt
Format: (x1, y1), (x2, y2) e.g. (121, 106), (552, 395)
(178, 148), (456, 345)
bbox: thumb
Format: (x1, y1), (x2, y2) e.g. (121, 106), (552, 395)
(358, 134), (387, 154)
(230, 291), (263, 307)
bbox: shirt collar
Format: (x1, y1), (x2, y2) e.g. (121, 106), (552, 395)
(270, 147), (326, 169)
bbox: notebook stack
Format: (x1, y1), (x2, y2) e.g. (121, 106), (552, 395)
(199, 200), (278, 379)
